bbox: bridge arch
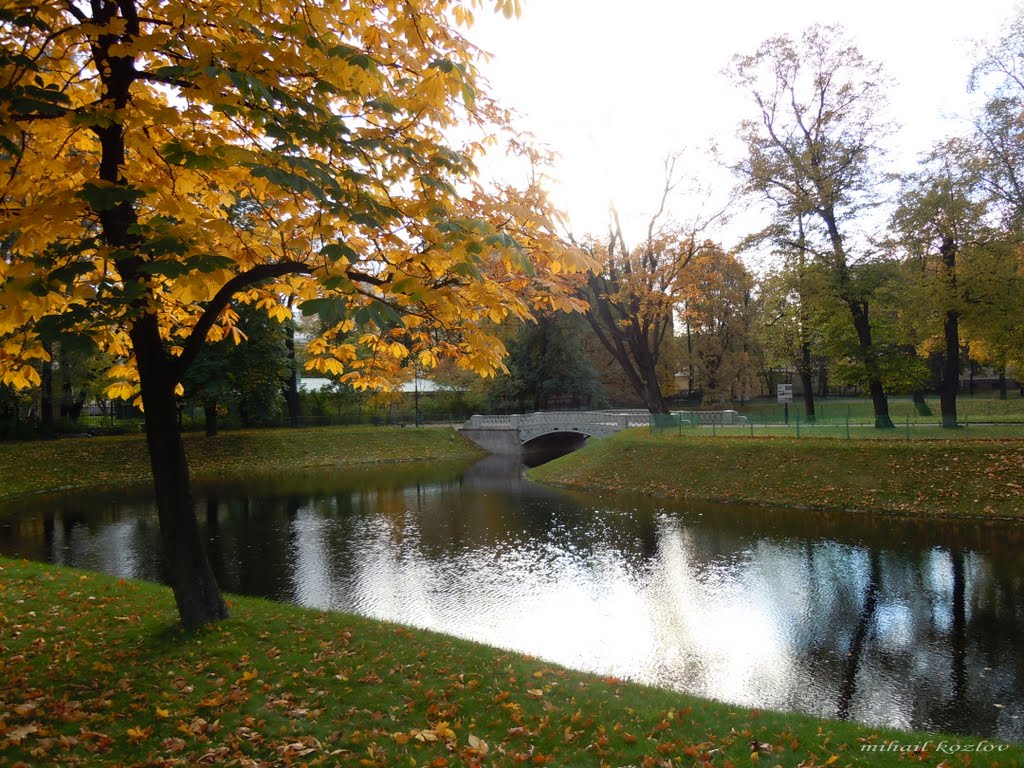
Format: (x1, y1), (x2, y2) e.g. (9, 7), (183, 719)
(460, 411), (649, 454)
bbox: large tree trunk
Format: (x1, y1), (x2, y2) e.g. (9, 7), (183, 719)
(794, 221), (815, 422)
(820, 210), (891, 427)
(848, 301), (893, 428)
(642, 374), (668, 414)
(283, 316), (302, 427)
(798, 339), (816, 423)
(90, 14), (229, 629)
(940, 309), (960, 428)
(39, 342), (54, 438)
(685, 316), (694, 396)
(59, 345), (86, 422)
(203, 402), (219, 437)
(911, 388), (931, 417)
(131, 315), (228, 629)
(584, 303), (668, 413)
(939, 236), (960, 428)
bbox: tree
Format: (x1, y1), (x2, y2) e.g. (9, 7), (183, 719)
(0, 0), (585, 628)
(677, 244), (758, 404)
(746, 214), (827, 418)
(891, 141), (990, 427)
(951, 13), (1024, 396)
(486, 312), (605, 411)
(970, 9), (1024, 235)
(731, 25), (898, 427)
(958, 240), (1024, 397)
(580, 157), (722, 413)
(183, 303), (291, 435)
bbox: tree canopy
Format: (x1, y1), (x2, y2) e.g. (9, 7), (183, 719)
(0, 0), (585, 627)
(0, 0), (585, 393)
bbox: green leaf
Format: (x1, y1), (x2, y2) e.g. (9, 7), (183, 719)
(320, 242), (360, 262)
(390, 277), (423, 299)
(138, 259), (192, 279)
(77, 183), (145, 211)
(350, 212), (381, 229)
(418, 175), (457, 196)
(247, 164), (331, 204)
(190, 254), (236, 273)
(427, 59), (455, 73)
(299, 297), (350, 325)
(452, 261), (483, 280)
(48, 261), (96, 286)
(143, 235), (188, 258)
(369, 300), (402, 328)
(365, 97), (401, 115)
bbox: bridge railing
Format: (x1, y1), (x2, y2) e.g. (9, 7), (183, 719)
(464, 409), (747, 431)
(463, 410), (652, 430)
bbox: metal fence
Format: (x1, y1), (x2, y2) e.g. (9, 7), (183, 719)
(649, 411), (1024, 440)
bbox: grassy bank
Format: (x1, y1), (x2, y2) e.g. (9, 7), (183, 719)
(1, 558), (1015, 767)
(530, 430), (1024, 519)
(734, 394), (1024, 426)
(0, 426), (483, 503)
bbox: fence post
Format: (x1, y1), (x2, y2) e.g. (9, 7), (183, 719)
(906, 414), (910, 441)
(795, 412), (800, 438)
(846, 416), (850, 440)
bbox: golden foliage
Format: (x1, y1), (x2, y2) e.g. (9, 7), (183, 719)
(0, 0), (587, 395)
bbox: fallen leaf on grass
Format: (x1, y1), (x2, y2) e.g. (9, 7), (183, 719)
(4, 723), (38, 743)
(161, 737), (186, 752)
(126, 725), (152, 743)
(467, 734), (488, 755)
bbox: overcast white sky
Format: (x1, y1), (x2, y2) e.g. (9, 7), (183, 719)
(467, 1), (1018, 248)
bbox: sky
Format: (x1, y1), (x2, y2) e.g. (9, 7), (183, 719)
(466, 0), (1019, 250)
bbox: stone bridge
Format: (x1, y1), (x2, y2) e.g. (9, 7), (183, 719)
(460, 409), (751, 454)
(460, 410), (651, 454)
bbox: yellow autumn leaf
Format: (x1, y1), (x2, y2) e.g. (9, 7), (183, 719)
(105, 381), (135, 400)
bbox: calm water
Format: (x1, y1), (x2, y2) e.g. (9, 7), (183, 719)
(1, 455), (1022, 741)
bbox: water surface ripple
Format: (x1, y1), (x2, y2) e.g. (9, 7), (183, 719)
(1, 455), (1021, 741)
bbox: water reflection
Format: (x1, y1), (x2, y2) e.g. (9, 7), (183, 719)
(1, 456), (1022, 741)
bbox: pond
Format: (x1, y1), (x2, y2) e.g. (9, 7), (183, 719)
(1, 454), (1022, 741)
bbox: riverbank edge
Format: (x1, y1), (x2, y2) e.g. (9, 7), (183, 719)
(528, 429), (1024, 521)
(0, 425), (486, 505)
(3, 556), (1014, 767)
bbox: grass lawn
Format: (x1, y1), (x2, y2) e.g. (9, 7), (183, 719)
(734, 395), (1024, 425)
(0, 426), (484, 504)
(530, 430), (1024, 519)
(1, 557), (1018, 767)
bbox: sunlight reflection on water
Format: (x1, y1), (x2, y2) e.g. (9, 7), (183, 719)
(2, 456), (1022, 741)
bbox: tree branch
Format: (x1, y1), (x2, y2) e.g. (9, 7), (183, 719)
(173, 260), (311, 378)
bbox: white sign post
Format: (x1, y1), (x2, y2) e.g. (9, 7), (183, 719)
(777, 384), (793, 425)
